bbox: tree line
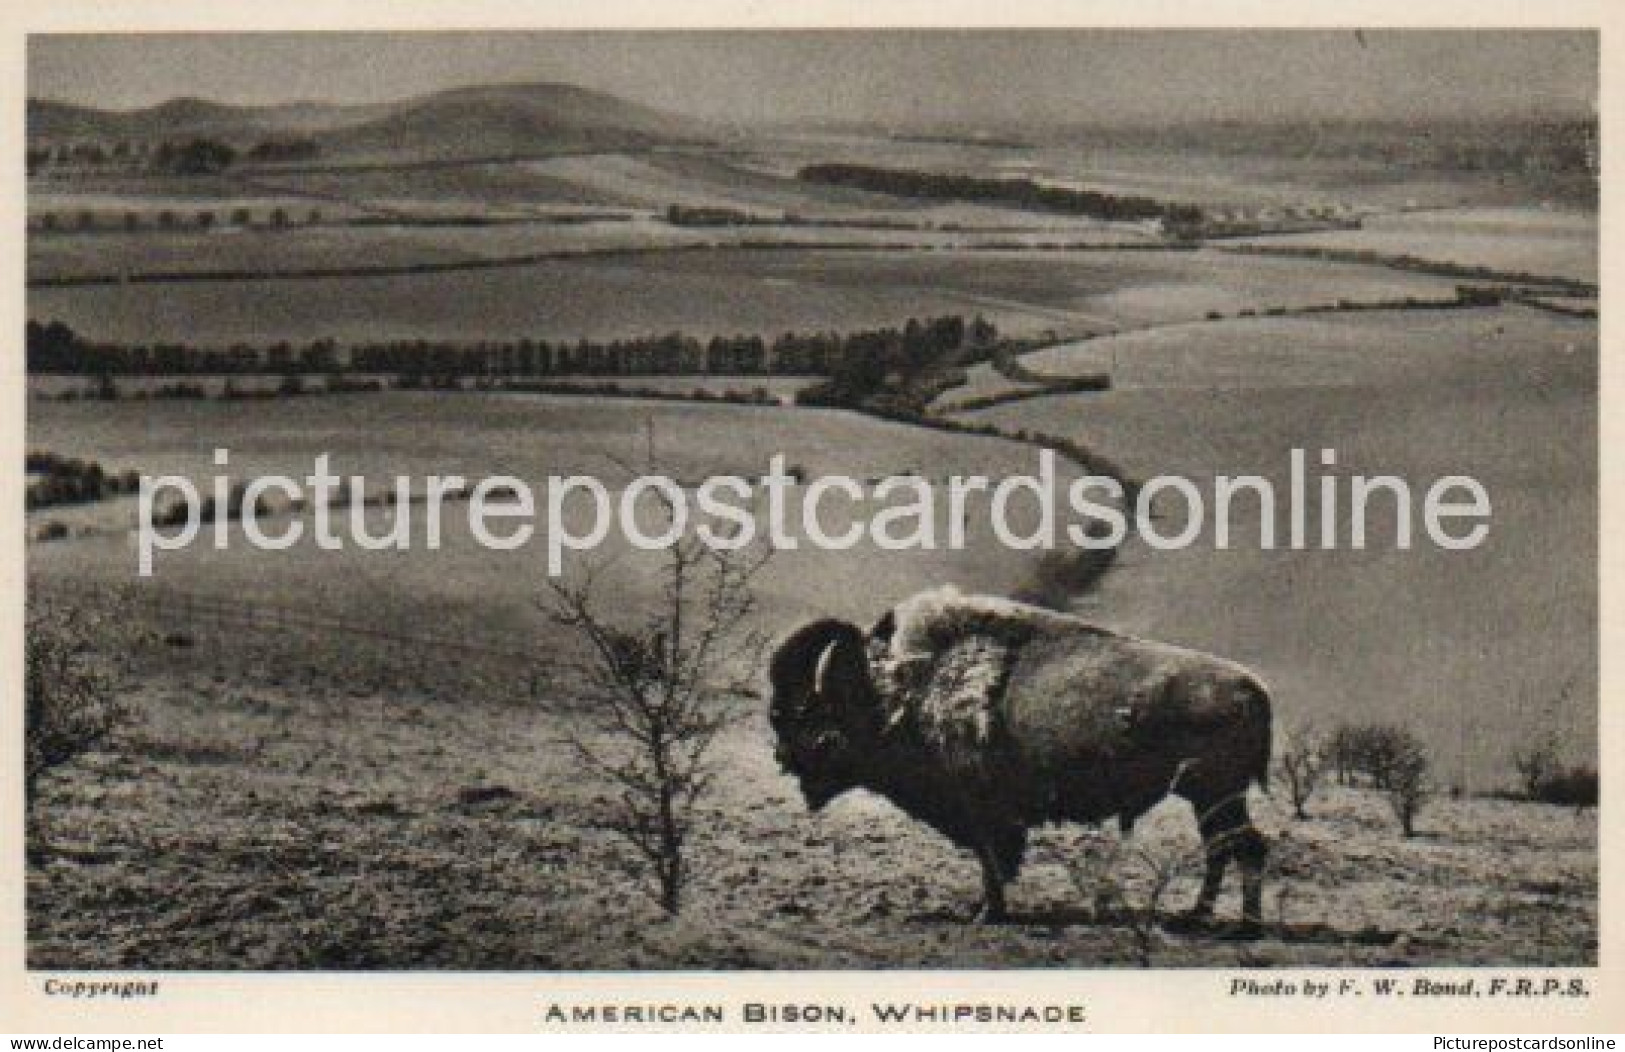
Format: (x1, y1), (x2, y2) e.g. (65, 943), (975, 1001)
(28, 136), (320, 177)
(798, 163), (1204, 228)
(25, 314), (998, 381)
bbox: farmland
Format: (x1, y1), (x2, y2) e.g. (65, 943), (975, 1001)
(29, 244), (1482, 345)
(963, 306), (1597, 784)
(1230, 206), (1597, 284)
(24, 76), (1599, 971)
(28, 392), (1073, 631)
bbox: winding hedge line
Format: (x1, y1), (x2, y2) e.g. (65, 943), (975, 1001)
(1218, 243), (1597, 296)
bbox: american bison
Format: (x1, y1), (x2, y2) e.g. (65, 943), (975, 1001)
(768, 587), (1273, 930)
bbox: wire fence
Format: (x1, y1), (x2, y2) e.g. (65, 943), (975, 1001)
(118, 583), (552, 672)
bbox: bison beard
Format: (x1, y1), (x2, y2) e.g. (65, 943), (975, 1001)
(767, 587), (1273, 930)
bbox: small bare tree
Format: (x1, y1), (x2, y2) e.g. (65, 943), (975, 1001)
(1512, 733), (1560, 800)
(1067, 829), (1192, 967)
(1384, 731), (1432, 838)
(1273, 723), (1326, 820)
(545, 498), (770, 915)
(1323, 725), (1358, 786)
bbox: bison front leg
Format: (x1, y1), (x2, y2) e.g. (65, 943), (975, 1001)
(1234, 826), (1268, 935)
(971, 827), (1027, 924)
(973, 845), (1009, 924)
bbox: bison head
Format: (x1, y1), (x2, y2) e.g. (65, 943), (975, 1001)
(767, 618), (884, 810)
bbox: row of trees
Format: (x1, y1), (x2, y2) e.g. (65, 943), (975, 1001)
(27, 136), (320, 177)
(26, 315), (998, 381)
(35, 205), (321, 233)
(1274, 722), (1432, 836)
(1274, 720), (1597, 839)
(798, 163), (1205, 227)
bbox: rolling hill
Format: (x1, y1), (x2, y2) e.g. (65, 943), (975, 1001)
(28, 81), (713, 162)
(27, 96), (385, 142)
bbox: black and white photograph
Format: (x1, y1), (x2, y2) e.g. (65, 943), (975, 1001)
(20, 23), (1599, 988)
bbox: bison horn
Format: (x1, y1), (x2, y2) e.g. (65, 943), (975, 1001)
(813, 639), (839, 699)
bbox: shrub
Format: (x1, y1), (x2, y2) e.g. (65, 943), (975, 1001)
(1383, 730), (1431, 837)
(1513, 735), (1598, 809)
(1513, 734), (1561, 800)
(1326, 722), (1414, 790)
(1066, 829), (1193, 967)
(26, 597), (128, 808)
(1531, 766), (1598, 809)
(151, 495), (195, 529)
(1273, 724), (1327, 820)
(197, 482), (269, 523)
(24, 452), (129, 509)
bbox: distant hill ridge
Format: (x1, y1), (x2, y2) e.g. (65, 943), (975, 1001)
(27, 81), (711, 159)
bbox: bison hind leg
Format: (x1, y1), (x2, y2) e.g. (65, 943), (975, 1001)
(1185, 791), (1268, 933)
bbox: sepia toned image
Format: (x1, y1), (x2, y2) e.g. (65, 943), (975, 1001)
(21, 25), (1598, 983)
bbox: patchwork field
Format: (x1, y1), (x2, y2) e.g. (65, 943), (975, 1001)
(28, 220), (1165, 287)
(25, 105), (1599, 972)
(27, 393), (1073, 641)
(1232, 206), (1597, 284)
(964, 305), (1597, 786)
(755, 132), (1593, 211)
(29, 246), (1478, 346)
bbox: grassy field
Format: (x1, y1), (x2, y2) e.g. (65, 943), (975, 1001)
(26, 656), (1595, 969)
(29, 246), (1470, 345)
(27, 220), (1163, 286)
(759, 133), (1585, 211)
(30, 252), (1022, 344)
(929, 362), (1047, 411)
(27, 393), (1075, 641)
(965, 305), (1597, 787)
(1232, 206), (1597, 284)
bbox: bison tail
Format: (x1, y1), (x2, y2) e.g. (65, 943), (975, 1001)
(1240, 677), (1273, 795)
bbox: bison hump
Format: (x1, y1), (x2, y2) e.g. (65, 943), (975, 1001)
(877, 634), (1015, 772)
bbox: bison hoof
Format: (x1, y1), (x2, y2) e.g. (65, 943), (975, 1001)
(1230, 918), (1265, 941)
(1160, 908), (1211, 935)
(973, 903), (1010, 925)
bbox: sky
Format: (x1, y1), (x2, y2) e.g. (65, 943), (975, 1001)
(28, 30), (1597, 126)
